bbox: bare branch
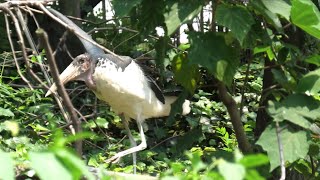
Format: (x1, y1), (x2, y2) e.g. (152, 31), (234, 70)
(36, 28), (83, 156)
(4, 13), (33, 89)
(38, 4), (128, 63)
(218, 81), (252, 153)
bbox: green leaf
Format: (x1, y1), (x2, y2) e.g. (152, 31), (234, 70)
(245, 169), (265, 180)
(55, 148), (95, 180)
(95, 117), (109, 128)
(253, 45), (276, 60)
(29, 152), (72, 180)
(216, 4), (254, 45)
(171, 128), (203, 154)
(172, 53), (199, 93)
(164, 1), (204, 35)
(262, 0), (291, 20)
(112, 0), (142, 17)
(256, 124), (310, 171)
(267, 94), (320, 129)
(239, 154), (269, 168)
(250, 0), (283, 32)
(291, 0), (320, 39)
(0, 107), (14, 117)
(218, 160), (245, 180)
(189, 32), (239, 85)
(187, 150), (206, 172)
(0, 151), (14, 180)
(305, 55), (320, 66)
(271, 68), (296, 90)
(166, 90), (189, 126)
(296, 68), (320, 96)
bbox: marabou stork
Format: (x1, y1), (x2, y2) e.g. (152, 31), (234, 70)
(45, 8), (191, 172)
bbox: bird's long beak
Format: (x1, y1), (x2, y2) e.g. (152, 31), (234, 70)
(45, 63), (81, 97)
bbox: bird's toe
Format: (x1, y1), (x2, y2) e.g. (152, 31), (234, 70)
(105, 154), (121, 164)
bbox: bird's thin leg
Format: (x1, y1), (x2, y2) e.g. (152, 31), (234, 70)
(106, 117), (147, 166)
(121, 114), (137, 174)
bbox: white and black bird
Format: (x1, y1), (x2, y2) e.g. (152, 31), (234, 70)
(45, 8), (191, 172)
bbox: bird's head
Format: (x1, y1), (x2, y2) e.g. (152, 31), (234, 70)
(45, 54), (96, 97)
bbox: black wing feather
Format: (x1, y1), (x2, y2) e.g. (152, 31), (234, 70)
(146, 75), (165, 104)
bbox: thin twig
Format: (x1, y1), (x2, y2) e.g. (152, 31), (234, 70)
(4, 13), (33, 89)
(275, 122), (285, 180)
(149, 134), (180, 150)
(16, 6), (73, 130)
(3, 7), (50, 90)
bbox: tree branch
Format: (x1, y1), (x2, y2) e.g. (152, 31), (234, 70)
(217, 81), (252, 153)
(36, 28), (83, 156)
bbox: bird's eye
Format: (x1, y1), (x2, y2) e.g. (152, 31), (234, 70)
(78, 59), (85, 64)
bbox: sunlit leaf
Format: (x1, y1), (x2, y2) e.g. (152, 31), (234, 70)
(239, 154), (269, 168)
(291, 0), (320, 39)
(172, 53), (199, 93)
(218, 160), (245, 180)
(250, 0), (283, 32)
(164, 1), (204, 35)
(4, 121), (19, 136)
(296, 68), (320, 96)
(262, 0), (291, 20)
(305, 55), (320, 66)
(0, 107), (14, 117)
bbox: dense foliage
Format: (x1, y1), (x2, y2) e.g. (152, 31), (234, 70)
(1, 0), (320, 179)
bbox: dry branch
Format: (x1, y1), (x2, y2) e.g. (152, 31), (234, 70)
(36, 28), (83, 156)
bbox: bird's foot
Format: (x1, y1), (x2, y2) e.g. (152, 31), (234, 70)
(105, 153), (122, 164)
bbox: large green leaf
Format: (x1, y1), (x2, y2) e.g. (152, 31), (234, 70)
(296, 68), (320, 95)
(218, 160), (245, 180)
(268, 94), (320, 129)
(256, 125), (310, 171)
(164, 1), (204, 35)
(216, 4), (254, 45)
(112, 0), (142, 17)
(0, 151), (14, 180)
(250, 0), (283, 32)
(55, 148), (95, 180)
(291, 0), (320, 39)
(262, 0), (291, 20)
(172, 53), (199, 93)
(29, 152), (72, 180)
(188, 32), (239, 85)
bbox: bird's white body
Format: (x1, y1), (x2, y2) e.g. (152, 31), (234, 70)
(46, 8), (191, 173)
(93, 58), (187, 121)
